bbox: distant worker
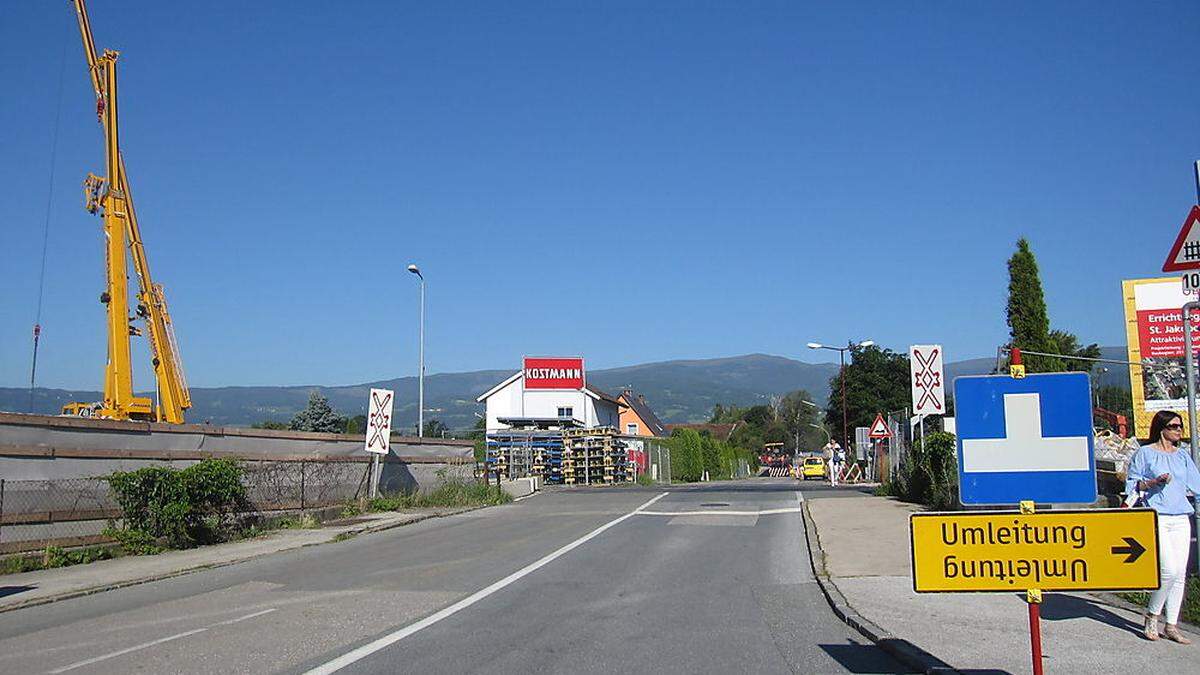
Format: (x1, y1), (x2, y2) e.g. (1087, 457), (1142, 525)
(830, 442), (845, 487)
(1126, 411), (1200, 644)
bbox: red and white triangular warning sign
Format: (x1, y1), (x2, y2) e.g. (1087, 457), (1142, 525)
(1162, 205), (1200, 272)
(868, 413), (892, 439)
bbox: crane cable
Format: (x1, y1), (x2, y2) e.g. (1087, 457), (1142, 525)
(30, 23), (70, 414)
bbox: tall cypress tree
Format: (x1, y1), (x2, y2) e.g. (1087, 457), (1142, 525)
(1006, 238), (1061, 372)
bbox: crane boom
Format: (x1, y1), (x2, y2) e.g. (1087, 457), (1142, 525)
(63, 0), (190, 423)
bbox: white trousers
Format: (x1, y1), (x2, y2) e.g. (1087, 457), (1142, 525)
(1148, 514), (1193, 624)
(830, 462), (841, 486)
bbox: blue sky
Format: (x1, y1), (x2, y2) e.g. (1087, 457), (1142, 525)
(3, 1), (1198, 389)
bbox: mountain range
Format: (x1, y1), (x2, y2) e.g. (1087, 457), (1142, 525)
(2, 348), (1130, 431)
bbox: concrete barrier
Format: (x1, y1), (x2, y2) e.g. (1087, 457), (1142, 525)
(499, 476), (541, 499)
(0, 412), (476, 493)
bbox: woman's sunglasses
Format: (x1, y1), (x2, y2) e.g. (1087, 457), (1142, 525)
(1164, 423), (1184, 430)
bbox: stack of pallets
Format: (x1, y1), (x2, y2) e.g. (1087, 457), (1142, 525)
(562, 427), (629, 485)
(486, 427), (565, 484)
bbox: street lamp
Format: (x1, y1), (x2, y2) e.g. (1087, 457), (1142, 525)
(808, 339), (874, 451)
(1094, 367), (1109, 408)
(407, 264), (425, 437)
(808, 423), (831, 445)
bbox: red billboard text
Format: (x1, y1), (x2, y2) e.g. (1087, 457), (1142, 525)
(523, 357), (585, 390)
(1136, 309), (1200, 358)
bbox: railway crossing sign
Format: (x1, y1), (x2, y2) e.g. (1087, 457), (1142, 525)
(365, 388), (394, 455)
(910, 509), (1159, 592)
(1162, 205), (1200, 272)
(954, 373), (1096, 505)
(909, 345), (945, 416)
(868, 414), (891, 439)
(1162, 206), (1200, 294)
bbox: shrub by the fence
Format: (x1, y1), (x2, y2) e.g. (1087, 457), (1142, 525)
(105, 458), (249, 549)
(368, 470), (511, 511)
(666, 429), (758, 482)
(882, 431), (958, 510)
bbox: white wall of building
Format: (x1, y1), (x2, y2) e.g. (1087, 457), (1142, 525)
(482, 373), (620, 430)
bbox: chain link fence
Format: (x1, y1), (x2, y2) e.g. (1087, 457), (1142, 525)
(0, 460), (378, 555)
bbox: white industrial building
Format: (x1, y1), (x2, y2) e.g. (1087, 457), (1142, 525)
(476, 371), (623, 431)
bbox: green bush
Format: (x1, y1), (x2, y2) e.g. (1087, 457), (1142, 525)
(892, 431), (959, 510)
(700, 435), (721, 478)
(663, 429), (758, 482)
(667, 429), (705, 482)
(636, 473), (655, 486)
(106, 458), (249, 549)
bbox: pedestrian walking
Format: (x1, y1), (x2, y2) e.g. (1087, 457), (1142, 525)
(1126, 410), (1200, 644)
(830, 442), (845, 487)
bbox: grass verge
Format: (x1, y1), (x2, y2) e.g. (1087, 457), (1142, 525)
(1, 545), (121, 576)
(1117, 577), (1200, 625)
(366, 474), (512, 512)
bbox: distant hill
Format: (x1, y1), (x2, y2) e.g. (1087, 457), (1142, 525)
(1, 348), (1130, 431)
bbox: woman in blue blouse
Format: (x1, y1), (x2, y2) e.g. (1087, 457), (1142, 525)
(1126, 410), (1200, 644)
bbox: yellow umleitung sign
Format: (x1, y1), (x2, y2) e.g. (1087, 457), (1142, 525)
(911, 509), (1159, 593)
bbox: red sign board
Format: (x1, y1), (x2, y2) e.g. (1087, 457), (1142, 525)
(523, 357), (585, 390)
(1136, 307), (1200, 358)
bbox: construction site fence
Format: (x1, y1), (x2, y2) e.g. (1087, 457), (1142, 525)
(0, 457), (474, 556)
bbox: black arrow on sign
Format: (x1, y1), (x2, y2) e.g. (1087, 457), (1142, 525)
(1111, 537), (1146, 564)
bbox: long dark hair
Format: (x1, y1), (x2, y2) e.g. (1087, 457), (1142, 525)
(1148, 410), (1183, 444)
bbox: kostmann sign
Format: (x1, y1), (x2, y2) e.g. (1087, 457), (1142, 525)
(523, 357), (585, 390)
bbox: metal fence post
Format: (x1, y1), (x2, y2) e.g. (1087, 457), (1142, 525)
(300, 461), (306, 513)
(0, 478), (4, 547)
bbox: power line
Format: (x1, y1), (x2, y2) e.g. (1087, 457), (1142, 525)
(30, 21), (70, 414)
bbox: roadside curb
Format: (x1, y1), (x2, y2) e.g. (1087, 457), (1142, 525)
(0, 504), (488, 615)
(799, 500), (962, 675)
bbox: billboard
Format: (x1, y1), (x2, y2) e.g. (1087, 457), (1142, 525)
(1122, 277), (1199, 437)
(523, 357), (585, 390)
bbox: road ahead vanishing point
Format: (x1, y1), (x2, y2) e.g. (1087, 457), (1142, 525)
(0, 480), (910, 674)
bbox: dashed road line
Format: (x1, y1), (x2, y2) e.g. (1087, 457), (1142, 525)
(47, 608), (277, 673)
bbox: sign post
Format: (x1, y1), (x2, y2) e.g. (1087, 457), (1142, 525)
(916, 359), (1160, 674)
(1163, 177), (1200, 574)
(364, 388), (394, 498)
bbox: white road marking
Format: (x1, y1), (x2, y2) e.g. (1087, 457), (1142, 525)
(635, 507), (803, 516)
(46, 608), (277, 674)
(304, 492), (670, 675)
(47, 629), (209, 673)
(213, 607), (278, 626)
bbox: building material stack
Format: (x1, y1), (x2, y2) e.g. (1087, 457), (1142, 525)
(486, 420), (570, 484)
(563, 427), (629, 485)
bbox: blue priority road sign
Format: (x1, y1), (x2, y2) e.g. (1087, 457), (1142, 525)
(954, 372), (1096, 505)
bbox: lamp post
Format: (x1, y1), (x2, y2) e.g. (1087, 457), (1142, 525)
(807, 339), (874, 451)
(407, 264), (425, 437)
(808, 423), (831, 445)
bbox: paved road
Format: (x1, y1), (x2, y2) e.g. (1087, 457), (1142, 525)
(0, 479), (909, 674)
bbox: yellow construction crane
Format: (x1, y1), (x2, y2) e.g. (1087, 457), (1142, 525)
(61, 0), (190, 423)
